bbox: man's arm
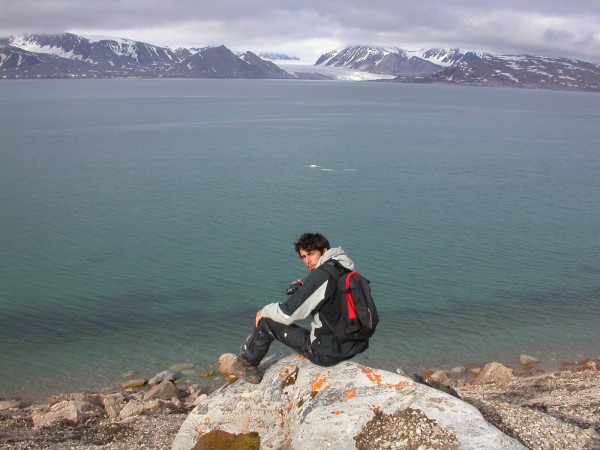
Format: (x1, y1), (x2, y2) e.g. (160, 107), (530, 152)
(260, 269), (330, 325)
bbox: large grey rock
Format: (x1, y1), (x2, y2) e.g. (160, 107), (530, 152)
(172, 354), (525, 449)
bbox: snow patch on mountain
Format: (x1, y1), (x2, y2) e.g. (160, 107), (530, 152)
(494, 70), (519, 83)
(106, 40), (139, 60)
(8, 34), (82, 60)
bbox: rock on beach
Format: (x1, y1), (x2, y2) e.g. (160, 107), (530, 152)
(149, 370), (177, 386)
(472, 362), (514, 385)
(215, 353), (239, 380)
(173, 354), (524, 449)
(519, 354), (541, 365)
(120, 378), (147, 389)
(0, 400), (21, 410)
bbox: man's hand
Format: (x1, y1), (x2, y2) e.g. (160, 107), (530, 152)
(255, 308), (264, 327)
(285, 279), (304, 295)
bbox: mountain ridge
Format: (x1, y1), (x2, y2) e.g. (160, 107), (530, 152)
(316, 45), (600, 91)
(2, 34), (600, 91)
(0, 33), (296, 79)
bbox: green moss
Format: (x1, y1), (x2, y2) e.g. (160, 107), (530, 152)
(193, 429), (260, 450)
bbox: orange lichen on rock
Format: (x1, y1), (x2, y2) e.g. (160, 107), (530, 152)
(311, 371), (331, 392)
(334, 411), (342, 415)
(361, 367), (409, 389)
(385, 381), (409, 389)
(362, 367), (383, 385)
(344, 389), (356, 399)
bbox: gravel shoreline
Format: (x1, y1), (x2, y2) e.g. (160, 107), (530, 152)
(457, 361), (600, 449)
(1, 357), (599, 449)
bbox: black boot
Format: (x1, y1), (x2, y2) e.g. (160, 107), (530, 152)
(231, 356), (262, 384)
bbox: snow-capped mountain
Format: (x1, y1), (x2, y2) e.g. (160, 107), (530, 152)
(315, 46), (441, 76)
(166, 46), (292, 78)
(315, 46), (600, 91)
(237, 51), (292, 78)
(419, 53), (600, 91)
(0, 33), (292, 79)
(416, 48), (489, 67)
(316, 45), (397, 67)
(2, 34), (600, 91)
(2, 33), (179, 74)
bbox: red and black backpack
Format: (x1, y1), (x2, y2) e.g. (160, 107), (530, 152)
(318, 260), (379, 352)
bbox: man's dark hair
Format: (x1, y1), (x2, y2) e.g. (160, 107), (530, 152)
(294, 233), (330, 254)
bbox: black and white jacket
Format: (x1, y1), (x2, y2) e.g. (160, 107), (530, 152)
(261, 247), (369, 358)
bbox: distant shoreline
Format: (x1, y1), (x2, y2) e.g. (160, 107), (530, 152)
(2, 350), (597, 404)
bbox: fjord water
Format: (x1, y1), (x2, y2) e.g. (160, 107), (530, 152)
(1, 79), (599, 400)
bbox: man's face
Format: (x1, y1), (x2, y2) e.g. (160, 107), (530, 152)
(298, 248), (328, 271)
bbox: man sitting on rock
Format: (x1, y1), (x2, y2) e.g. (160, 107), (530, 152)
(231, 232), (369, 383)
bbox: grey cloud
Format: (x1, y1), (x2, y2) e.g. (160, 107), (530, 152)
(543, 28), (576, 44)
(1, 0), (599, 63)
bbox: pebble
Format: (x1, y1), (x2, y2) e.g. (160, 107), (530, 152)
(0, 400), (21, 410)
(519, 354), (540, 365)
(168, 363), (194, 372)
(121, 378), (147, 389)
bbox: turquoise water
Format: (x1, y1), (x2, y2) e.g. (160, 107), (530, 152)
(1, 79), (599, 400)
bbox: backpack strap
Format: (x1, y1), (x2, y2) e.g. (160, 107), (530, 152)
(318, 259), (349, 278)
(319, 260), (361, 320)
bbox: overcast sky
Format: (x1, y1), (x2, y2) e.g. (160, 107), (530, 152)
(1, 0), (599, 63)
